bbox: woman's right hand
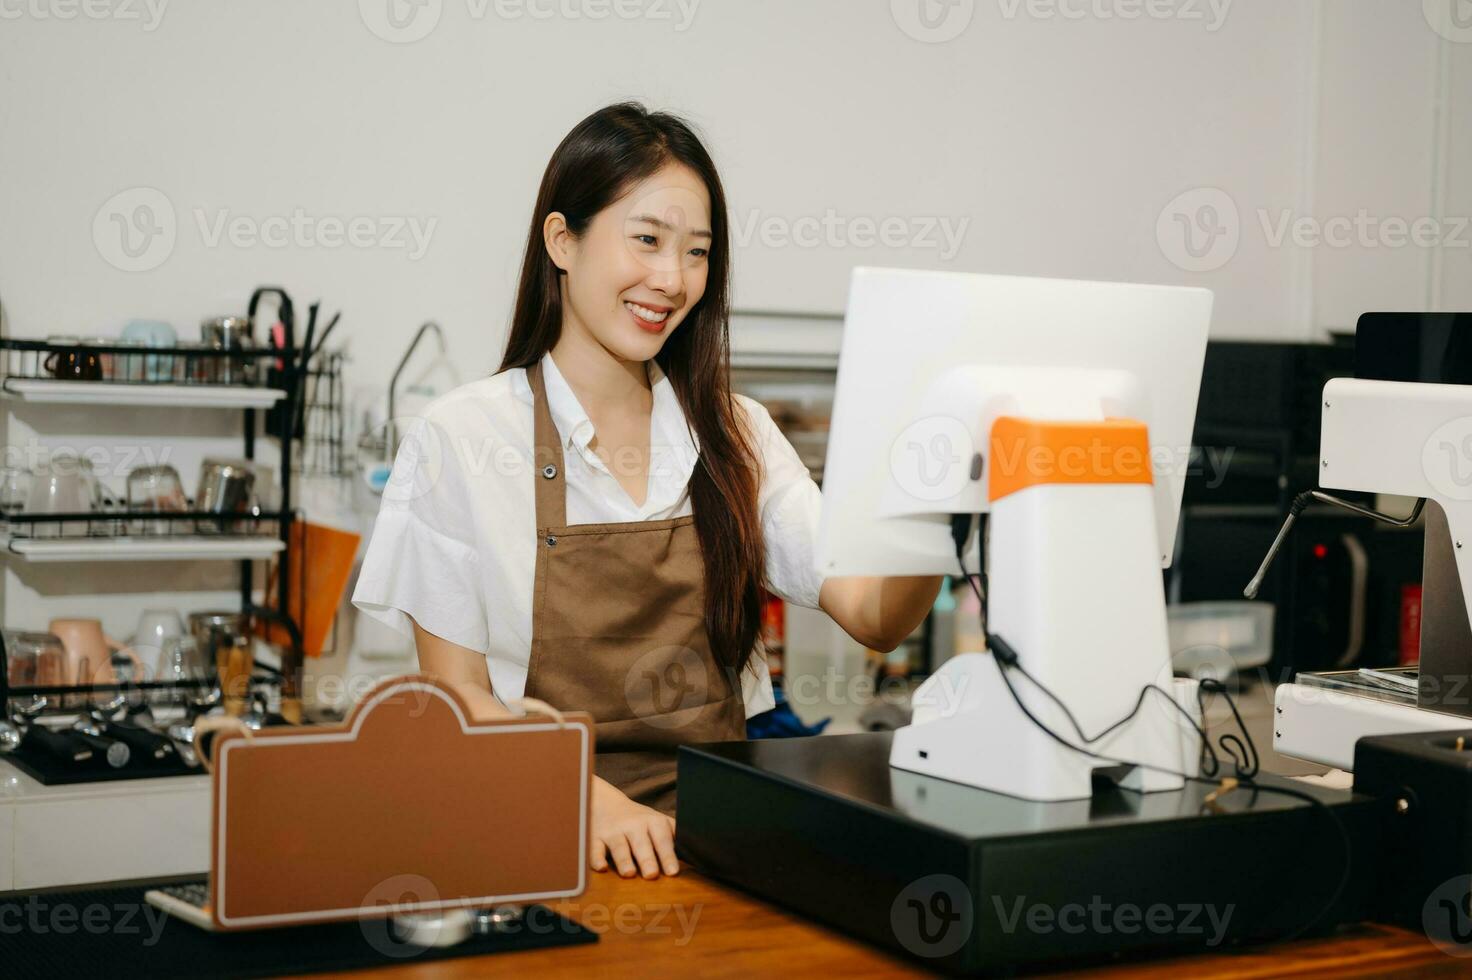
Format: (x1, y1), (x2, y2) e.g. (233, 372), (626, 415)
(590, 776), (679, 879)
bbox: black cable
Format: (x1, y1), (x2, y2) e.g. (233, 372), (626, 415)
(950, 513), (1218, 775)
(949, 511), (1354, 945)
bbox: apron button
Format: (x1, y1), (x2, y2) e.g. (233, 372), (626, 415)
(546, 535), (558, 547)
(541, 464), (558, 479)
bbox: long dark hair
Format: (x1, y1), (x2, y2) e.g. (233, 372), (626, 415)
(498, 102), (765, 678)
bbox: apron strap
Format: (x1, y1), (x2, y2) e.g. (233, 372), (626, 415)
(527, 361), (568, 529)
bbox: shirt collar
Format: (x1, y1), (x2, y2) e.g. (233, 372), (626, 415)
(538, 352), (702, 463)
(539, 352), (596, 453)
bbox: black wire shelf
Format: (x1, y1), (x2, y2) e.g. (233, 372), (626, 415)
(0, 337), (304, 389)
(3, 509), (287, 541)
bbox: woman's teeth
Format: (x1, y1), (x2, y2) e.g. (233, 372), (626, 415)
(625, 301), (669, 324)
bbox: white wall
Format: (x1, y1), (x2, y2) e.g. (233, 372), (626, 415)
(2, 0), (1462, 394)
(0, 0), (1466, 642)
(1312, 0), (1472, 331)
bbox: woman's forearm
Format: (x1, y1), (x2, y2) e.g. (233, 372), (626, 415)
(410, 618), (513, 720)
(819, 575), (944, 652)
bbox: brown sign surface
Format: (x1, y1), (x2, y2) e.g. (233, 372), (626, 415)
(208, 673), (593, 929)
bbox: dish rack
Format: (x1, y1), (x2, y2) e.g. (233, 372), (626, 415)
(0, 319), (309, 724)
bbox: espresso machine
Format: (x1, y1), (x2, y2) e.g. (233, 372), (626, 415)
(1253, 314), (1472, 771)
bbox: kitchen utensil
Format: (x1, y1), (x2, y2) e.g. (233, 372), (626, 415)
(81, 336), (120, 380)
(195, 459), (256, 532)
(243, 691), (268, 731)
(291, 303), (320, 437)
(121, 320), (178, 382)
(111, 639), (142, 684)
(71, 716), (131, 768)
(188, 611), (248, 649)
(215, 631), (253, 718)
(5, 632), (37, 688)
(0, 467), (31, 515)
(124, 700), (157, 728)
(102, 717), (176, 761)
(88, 700), (174, 762)
(166, 688), (222, 767)
(0, 694), (37, 755)
(306, 311), (341, 366)
(202, 315), (253, 348)
(47, 618), (143, 692)
(4, 631), (67, 690)
(42, 336), (101, 381)
(243, 464), (280, 529)
(23, 723), (94, 764)
(155, 634), (207, 702)
(131, 608), (184, 665)
(201, 315), (255, 385)
(12, 701), (92, 764)
(91, 693), (128, 718)
(24, 455), (103, 537)
(127, 465), (189, 535)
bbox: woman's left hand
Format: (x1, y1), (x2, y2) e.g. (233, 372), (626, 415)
(589, 776), (679, 879)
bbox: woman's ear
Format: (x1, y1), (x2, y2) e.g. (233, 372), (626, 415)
(543, 212), (575, 274)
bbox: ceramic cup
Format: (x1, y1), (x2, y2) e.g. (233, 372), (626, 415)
(46, 617), (143, 705)
(120, 320), (178, 382)
(130, 609), (184, 679)
(42, 336), (102, 381)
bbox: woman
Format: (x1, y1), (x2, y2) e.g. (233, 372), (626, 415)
(354, 103), (941, 880)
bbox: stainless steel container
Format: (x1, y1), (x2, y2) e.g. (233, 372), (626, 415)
(200, 316), (255, 385)
(195, 458), (256, 532)
(187, 611), (250, 679)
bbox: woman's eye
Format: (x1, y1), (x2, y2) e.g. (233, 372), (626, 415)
(689, 247), (708, 258)
(634, 234), (658, 247)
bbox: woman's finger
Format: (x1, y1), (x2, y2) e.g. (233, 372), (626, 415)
(649, 815), (680, 876)
(607, 833), (638, 877)
(590, 837), (609, 873)
(627, 825), (663, 879)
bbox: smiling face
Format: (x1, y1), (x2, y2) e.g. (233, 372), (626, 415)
(544, 163), (713, 363)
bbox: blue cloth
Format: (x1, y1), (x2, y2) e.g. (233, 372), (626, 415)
(746, 683), (830, 739)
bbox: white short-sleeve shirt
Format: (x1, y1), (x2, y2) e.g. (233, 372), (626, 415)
(351, 351), (827, 718)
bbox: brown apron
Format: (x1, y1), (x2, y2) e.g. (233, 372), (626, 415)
(522, 362), (746, 816)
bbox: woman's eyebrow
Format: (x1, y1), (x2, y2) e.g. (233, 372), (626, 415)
(627, 212), (713, 239)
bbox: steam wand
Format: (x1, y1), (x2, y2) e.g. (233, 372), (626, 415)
(1244, 491), (1426, 599)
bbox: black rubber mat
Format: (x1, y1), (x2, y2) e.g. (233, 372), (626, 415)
(1, 881), (597, 979)
(3, 743), (197, 785)
(5, 714), (302, 785)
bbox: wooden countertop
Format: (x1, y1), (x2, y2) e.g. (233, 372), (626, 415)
(310, 867), (1457, 979)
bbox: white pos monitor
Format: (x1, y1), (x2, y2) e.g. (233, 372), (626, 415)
(817, 267), (1214, 802)
(816, 267), (1214, 578)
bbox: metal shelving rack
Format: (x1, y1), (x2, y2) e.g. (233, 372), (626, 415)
(0, 306), (308, 720)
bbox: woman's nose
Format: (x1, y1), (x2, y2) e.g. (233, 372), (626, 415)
(645, 259), (683, 298)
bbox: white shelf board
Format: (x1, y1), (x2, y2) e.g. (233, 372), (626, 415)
(3, 536), (284, 563)
(2, 379), (285, 409)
